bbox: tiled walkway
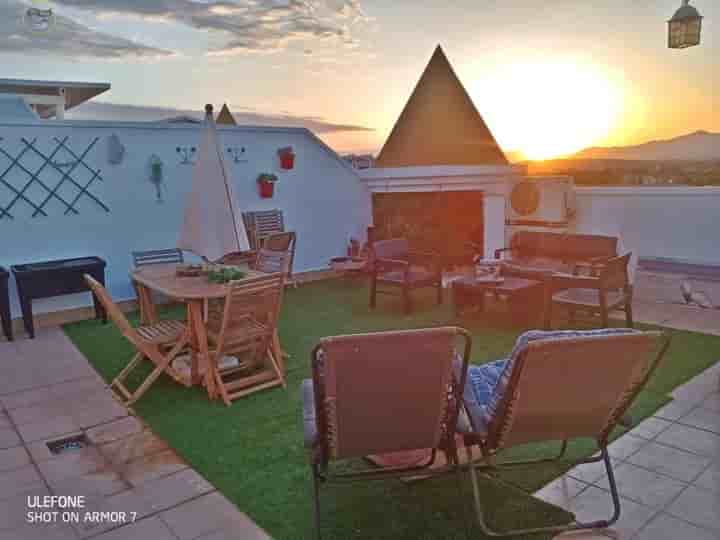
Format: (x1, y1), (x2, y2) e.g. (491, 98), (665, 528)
(538, 361), (720, 540)
(1, 270), (718, 539)
(0, 328), (271, 540)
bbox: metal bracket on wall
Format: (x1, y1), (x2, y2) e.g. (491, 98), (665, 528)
(0, 136), (109, 219)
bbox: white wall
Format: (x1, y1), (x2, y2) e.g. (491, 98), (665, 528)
(574, 186), (720, 265)
(0, 120), (371, 318)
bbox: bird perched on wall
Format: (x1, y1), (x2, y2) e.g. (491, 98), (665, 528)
(681, 281), (716, 309)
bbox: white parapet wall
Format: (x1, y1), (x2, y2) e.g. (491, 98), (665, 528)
(0, 119), (371, 318)
(574, 186), (720, 266)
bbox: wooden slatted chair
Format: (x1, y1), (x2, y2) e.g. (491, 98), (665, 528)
(132, 248), (184, 267)
(84, 275), (191, 407)
(216, 232), (295, 278)
(205, 272), (286, 406)
(243, 210), (297, 278)
(132, 248), (185, 324)
(243, 209), (285, 249)
(545, 253), (634, 329)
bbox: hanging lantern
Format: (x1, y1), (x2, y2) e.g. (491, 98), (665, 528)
(668, 0), (703, 49)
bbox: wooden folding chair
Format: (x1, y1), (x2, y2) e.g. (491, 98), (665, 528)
(84, 275), (191, 407)
(131, 248), (185, 324)
(205, 272), (287, 406)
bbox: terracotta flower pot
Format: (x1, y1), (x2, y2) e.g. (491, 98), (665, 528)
(258, 181), (275, 198)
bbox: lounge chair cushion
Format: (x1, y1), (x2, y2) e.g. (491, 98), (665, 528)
(465, 328), (641, 431)
(464, 359), (509, 433)
(301, 379), (318, 448)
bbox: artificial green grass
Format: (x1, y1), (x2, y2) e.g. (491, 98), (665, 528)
(64, 279), (720, 539)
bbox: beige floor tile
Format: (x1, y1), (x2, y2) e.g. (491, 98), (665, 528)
(9, 401), (73, 426)
(629, 417), (673, 440)
(36, 446), (107, 484)
(563, 485), (657, 539)
(694, 463), (720, 495)
(666, 485), (720, 533)
(197, 525), (272, 540)
(679, 407), (720, 435)
(700, 392), (720, 413)
(0, 445), (30, 472)
(90, 517), (176, 540)
(655, 424), (720, 458)
(85, 418), (143, 446)
(626, 442), (712, 483)
(606, 434), (649, 461)
(0, 387), (56, 411)
(16, 415), (81, 444)
(0, 426), (22, 449)
(566, 459), (615, 485)
(594, 462), (687, 509)
(120, 449), (188, 487)
(534, 476), (589, 509)
(0, 485), (51, 532)
(0, 465), (45, 501)
(5, 522), (79, 540)
(634, 512), (718, 540)
(553, 532), (625, 540)
(48, 470), (128, 498)
(653, 399), (700, 422)
(160, 491), (255, 540)
(98, 430), (169, 466)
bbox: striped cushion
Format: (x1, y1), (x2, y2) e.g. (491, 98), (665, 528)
(468, 328), (639, 428)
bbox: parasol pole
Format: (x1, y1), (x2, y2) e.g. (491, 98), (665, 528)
(205, 103), (243, 254)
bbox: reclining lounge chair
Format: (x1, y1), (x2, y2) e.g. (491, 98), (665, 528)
(459, 328), (671, 537)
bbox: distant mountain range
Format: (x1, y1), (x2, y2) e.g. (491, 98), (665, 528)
(573, 130), (720, 161)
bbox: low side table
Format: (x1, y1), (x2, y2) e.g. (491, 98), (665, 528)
(0, 267), (12, 341)
(452, 276), (546, 323)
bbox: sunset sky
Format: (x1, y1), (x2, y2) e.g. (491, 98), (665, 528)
(1, 0), (718, 159)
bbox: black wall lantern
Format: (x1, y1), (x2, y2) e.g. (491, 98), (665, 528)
(668, 0), (703, 49)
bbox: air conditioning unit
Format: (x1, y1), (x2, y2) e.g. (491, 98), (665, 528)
(506, 177), (575, 227)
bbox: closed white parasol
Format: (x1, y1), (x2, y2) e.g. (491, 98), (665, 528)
(178, 104), (249, 261)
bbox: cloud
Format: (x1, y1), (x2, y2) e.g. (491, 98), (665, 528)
(0, 1), (172, 58)
(50, 0), (367, 55)
(67, 101), (374, 134)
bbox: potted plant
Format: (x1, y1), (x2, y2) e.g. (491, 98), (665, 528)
(257, 173), (278, 198)
(278, 146), (295, 170)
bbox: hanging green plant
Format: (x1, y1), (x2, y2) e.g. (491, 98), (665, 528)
(257, 173), (278, 184)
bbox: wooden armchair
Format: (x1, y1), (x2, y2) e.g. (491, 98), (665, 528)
(216, 232), (295, 278)
(544, 253), (634, 329)
(369, 238), (443, 314)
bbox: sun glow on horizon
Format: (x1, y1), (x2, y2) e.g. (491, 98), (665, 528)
(470, 59), (625, 161)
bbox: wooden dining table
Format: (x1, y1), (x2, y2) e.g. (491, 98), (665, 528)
(130, 263), (284, 399)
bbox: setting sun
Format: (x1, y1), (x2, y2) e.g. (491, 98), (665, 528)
(471, 59), (625, 160)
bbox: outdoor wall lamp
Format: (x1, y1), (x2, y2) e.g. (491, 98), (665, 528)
(668, 0), (703, 49)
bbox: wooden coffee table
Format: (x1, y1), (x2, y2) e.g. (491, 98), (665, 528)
(452, 276), (546, 323)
